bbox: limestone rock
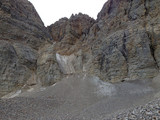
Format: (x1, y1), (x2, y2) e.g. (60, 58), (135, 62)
(48, 13), (95, 55)
(85, 0), (160, 82)
(1, 0), (160, 97)
(13, 43), (38, 70)
(0, 0), (51, 96)
(0, 41), (32, 96)
(47, 0), (160, 83)
(46, 13), (95, 77)
(0, 0), (51, 49)
(56, 50), (83, 74)
(37, 44), (62, 86)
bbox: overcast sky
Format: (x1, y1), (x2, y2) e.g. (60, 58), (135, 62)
(28, 0), (107, 26)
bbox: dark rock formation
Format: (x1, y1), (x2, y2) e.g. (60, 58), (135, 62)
(0, 0), (160, 97)
(0, 0), (51, 49)
(85, 0), (160, 82)
(48, 13), (95, 55)
(47, 0), (160, 83)
(37, 13), (95, 85)
(0, 0), (51, 96)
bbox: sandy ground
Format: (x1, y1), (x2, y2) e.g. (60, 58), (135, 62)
(0, 74), (160, 120)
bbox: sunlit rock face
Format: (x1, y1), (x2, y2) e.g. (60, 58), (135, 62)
(56, 53), (76, 74)
(56, 50), (83, 74)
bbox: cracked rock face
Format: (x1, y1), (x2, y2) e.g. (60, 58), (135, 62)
(0, 41), (34, 96)
(0, 0), (160, 96)
(48, 13), (95, 55)
(0, 0), (51, 49)
(0, 0), (51, 96)
(48, 0), (160, 83)
(84, 0), (160, 82)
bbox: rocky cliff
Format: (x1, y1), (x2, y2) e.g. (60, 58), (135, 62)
(0, 0), (160, 97)
(84, 0), (160, 82)
(48, 0), (160, 83)
(0, 0), (51, 96)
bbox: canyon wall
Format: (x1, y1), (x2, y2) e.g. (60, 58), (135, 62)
(0, 0), (160, 96)
(0, 0), (51, 96)
(48, 0), (160, 82)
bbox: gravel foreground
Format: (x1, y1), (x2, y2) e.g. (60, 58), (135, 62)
(106, 98), (160, 120)
(0, 97), (160, 120)
(0, 74), (160, 120)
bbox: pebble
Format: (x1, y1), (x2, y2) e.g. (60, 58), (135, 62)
(106, 98), (160, 120)
(0, 97), (160, 120)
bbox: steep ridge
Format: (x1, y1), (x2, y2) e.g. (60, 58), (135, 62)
(36, 14), (95, 86)
(0, 0), (52, 96)
(86, 0), (160, 82)
(0, 0), (160, 119)
(0, 0), (51, 49)
(47, 0), (160, 83)
(48, 13), (95, 55)
(1, 0), (160, 97)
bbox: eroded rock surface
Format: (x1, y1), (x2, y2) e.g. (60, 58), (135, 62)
(46, 0), (160, 83)
(1, 0), (160, 97)
(0, 41), (35, 96)
(36, 43), (62, 86)
(1, 0), (160, 119)
(86, 0), (160, 82)
(48, 13), (95, 55)
(0, 0), (51, 96)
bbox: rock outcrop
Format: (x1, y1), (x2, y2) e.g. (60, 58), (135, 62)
(0, 0), (51, 49)
(0, 0), (160, 97)
(46, 13), (95, 75)
(0, 0), (51, 96)
(48, 13), (95, 55)
(47, 0), (160, 83)
(85, 0), (160, 82)
(36, 43), (62, 86)
(36, 13), (95, 85)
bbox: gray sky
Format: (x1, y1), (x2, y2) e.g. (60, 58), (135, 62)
(28, 0), (107, 26)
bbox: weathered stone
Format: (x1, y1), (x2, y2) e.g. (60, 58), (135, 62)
(84, 0), (160, 82)
(37, 44), (62, 86)
(56, 50), (83, 74)
(0, 40), (31, 96)
(13, 43), (38, 70)
(0, 0), (52, 49)
(46, 0), (160, 83)
(48, 13), (95, 55)
(1, 0), (160, 97)
(0, 0), (51, 96)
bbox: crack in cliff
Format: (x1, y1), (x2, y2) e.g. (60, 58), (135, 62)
(121, 33), (128, 62)
(144, 0), (149, 16)
(99, 54), (105, 71)
(2, 64), (7, 74)
(108, 0), (113, 14)
(146, 32), (159, 69)
(128, 0), (133, 20)
(0, 2), (2, 7)
(121, 32), (129, 76)
(149, 44), (159, 69)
